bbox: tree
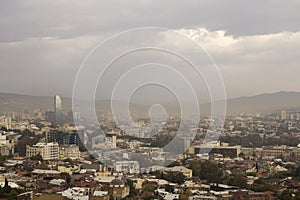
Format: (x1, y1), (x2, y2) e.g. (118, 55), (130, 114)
(22, 129), (35, 137)
(143, 184), (156, 193)
(160, 171), (185, 185)
(180, 188), (192, 200)
(295, 166), (300, 177)
(127, 179), (138, 197)
(168, 161), (182, 167)
(165, 184), (175, 193)
(30, 154), (43, 162)
(199, 161), (224, 183)
(187, 160), (201, 177)
(238, 152), (245, 158)
(61, 172), (71, 184)
(280, 190), (293, 200)
(227, 174), (247, 189)
(144, 195), (157, 200)
(294, 192), (300, 200)
(0, 127), (7, 131)
(15, 133), (44, 156)
(37, 161), (48, 170)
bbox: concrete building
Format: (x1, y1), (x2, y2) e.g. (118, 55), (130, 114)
(26, 142), (59, 160)
(109, 178), (130, 199)
(163, 166), (193, 178)
(0, 134), (15, 156)
(54, 95), (64, 126)
(114, 161), (140, 174)
(92, 134), (116, 149)
(59, 144), (80, 160)
(192, 142), (241, 158)
(281, 110), (287, 120)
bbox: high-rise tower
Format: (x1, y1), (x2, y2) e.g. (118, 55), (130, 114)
(281, 110), (287, 120)
(54, 95), (63, 126)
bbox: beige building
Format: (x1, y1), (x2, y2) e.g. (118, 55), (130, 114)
(163, 166), (193, 178)
(59, 144), (80, 160)
(27, 143), (81, 161)
(26, 142), (59, 160)
(57, 165), (73, 175)
(0, 134), (14, 156)
(114, 161), (140, 174)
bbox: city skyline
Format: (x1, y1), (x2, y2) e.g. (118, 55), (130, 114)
(0, 1), (300, 199)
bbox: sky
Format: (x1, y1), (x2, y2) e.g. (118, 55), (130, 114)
(1, 0), (300, 101)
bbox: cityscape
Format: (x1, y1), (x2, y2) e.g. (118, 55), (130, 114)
(1, 93), (300, 200)
(1, 1), (300, 200)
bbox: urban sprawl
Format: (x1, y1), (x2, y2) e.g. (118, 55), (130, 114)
(1, 96), (300, 200)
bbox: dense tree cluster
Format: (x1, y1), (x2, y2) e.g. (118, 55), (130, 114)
(0, 178), (23, 200)
(15, 130), (44, 156)
(187, 160), (224, 183)
(221, 133), (300, 147)
(154, 171), (186, 185)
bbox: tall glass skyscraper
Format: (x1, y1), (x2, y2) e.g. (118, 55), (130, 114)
(54, 95), (63, 126)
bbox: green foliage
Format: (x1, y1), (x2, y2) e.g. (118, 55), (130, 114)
(250, 178), (276, 193)
(143, 184), (156, 192)
(150, 134), (174, 148)
(164, 184), (175, 193)
(187, 160), (201, 177)
(294, 192), (300, 200)
(227, 174), (247, 189)
(0, 180), (23, 200)
(246, 172), (256, 176)
(37, 161), (49, 170)
(167, 161), (182, 167)
(0, 155), (9, 162)
(61, 172), (71, 184)
(180, 189), (192, 200)
(221, 133), (300, 148)
(30, 154), (43, 162)
(295, 166), (300, 177)
(280, 190), (293, 200)
(144, 195), (157, 200)
(15, 132), (44, 156)
(22, 129), (35, 137)
(127, 179), (139, 197)
(0, 127), (7, 131)
(187, 160), (224, 183)
(155, 171), (185, 184)
(200, 161), (224, 183)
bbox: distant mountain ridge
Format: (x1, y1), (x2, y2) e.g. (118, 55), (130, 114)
(226, 91), (300, 114)
(0, 91), (300, 114)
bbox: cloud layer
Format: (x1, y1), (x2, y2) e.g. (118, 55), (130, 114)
(0, 0), (299, 99)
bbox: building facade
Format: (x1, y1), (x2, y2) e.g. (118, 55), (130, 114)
(54, 95), (63, 126)
(114, 161), (140, 174)
(26, 142), (59, 160)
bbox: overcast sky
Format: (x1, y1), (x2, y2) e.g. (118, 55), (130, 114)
(1, 0), (300, 100)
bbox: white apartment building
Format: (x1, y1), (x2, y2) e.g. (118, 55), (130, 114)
(26, 142), (59, 160)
